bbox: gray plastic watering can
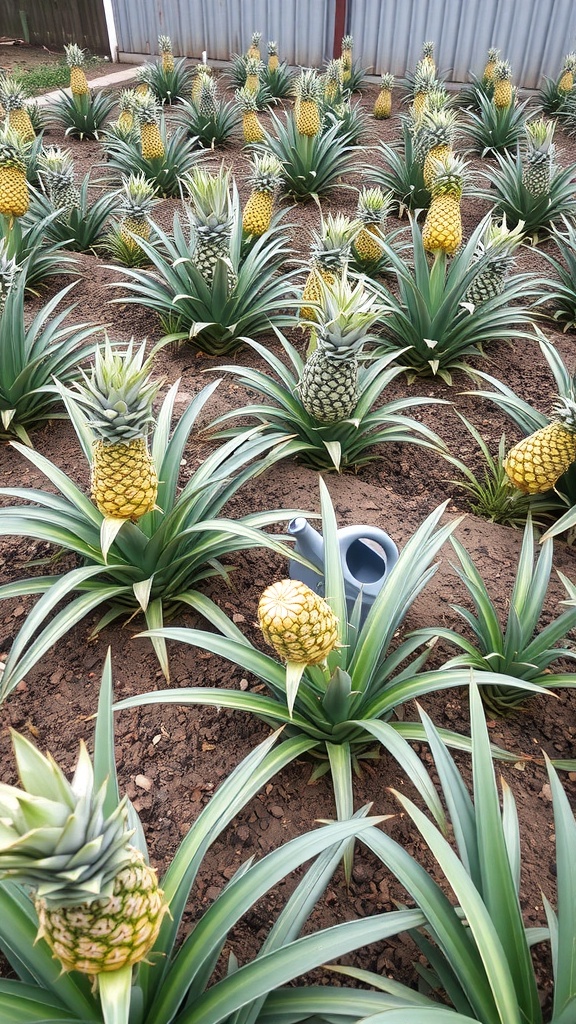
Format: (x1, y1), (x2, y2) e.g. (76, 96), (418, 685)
(287, 516), (399, 625)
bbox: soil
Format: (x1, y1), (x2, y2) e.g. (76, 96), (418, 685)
(1, 49), (576, 1006)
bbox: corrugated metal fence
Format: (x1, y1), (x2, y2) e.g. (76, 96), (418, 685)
(0, 0), (110, 55)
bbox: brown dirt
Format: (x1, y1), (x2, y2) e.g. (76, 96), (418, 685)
(1, 60), (575, 1002)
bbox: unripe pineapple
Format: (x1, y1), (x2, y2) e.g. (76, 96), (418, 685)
(198, 75), (218, 119)
(245, 55), (263, 95)
(299, 272), (386, 423)
(133, 93), (165, 160)
(118, 172), (158, 252)
(295, 68), (323, 137)
(300, 213), (359, 323)
(268, 40), (279, 72)
(373, 73), (394, 118)
(0, 125), (29, 218)
(64, 43), (90, 96)
(258, 579), (339, 665)
(0, 76), (35, 142)
(71, 338), (162, 521)
(483, 47), (500, 82)
(243, 153), (283, 236)
(183, 164), (235, 284)
(413, 61), (438, 118)
(558, 52), (576, 93)
(493, 60), (513, 109)
(464, 215), (524, 306)
(0, 730), (168, 977)
(37, 146), (80, 213)
(341, 34), (354, 81)
(191, 63), (212, 104)
(247, 32), (262, 60)
(235, 85), (265, 143)
(522, 118), (556, 197)
(352, 186), (390, 264)
(421, 107), (457, 188)
(420, 40), (436, 74)
(422, 152), (467, 255)
(158, 34), (175, 72)
(504, 391), (576, 493)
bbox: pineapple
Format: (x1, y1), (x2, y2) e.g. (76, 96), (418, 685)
(158, 34), (175, 72)
(235, 85), (265, 143)
(420, 41), (436, 73)
(117, 88), (137, 131)
(0, 76), (35, 141)
(0, 125), (29, 218)
(0, 729), (167, 977)
(198, 75), (218, 119)
(422, 152), (467, 255)
(522, 118), (556, 197)
(0, 238), (18, 315)
(300, 213), (358, 323)
(341, 34), (354, 81)
(413, 62), (438, 117)
(421, 107), (457, 188)
(134, 93), (165, 160)
(493, 60), (513, 109)
(118, 172), (158, 253)
(245, 56), (263, 95)
(295, 68), (323, 137)
(483, 47), (500, 82)
(191, 63), (212, 104)
(184, 165), (234, 283)
(268, 40), (279, 72)
(242, 153), (283, 236)
(464, 216), (524, 306)
(64, 43), (90, 96)
(247, 32), (262, 60)
(37, 146), (80, 213)
(299, 273), (385, 423)
(323, 58), (344, 103)
(352, 186), (390, 264)
(72, 338), (162, 521)
(258, 579), (339, 665)
(135, 63), (153, 96)
(373, 73), (394, 118)
(558, 52), (576, 94)
(504, 390), (576, 493)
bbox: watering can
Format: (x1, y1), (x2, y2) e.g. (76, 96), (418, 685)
(287, 516), (399, 626)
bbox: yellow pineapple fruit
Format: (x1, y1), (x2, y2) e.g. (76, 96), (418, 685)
(135, 63), (153, 96)
(421, 107), (458, 189)
(493, 59), (513, 109)
(352, 186), (390, 264)
(373, 73), (394, 118)
(245, 55), (263, 95)
(118, 172), (158, 252)
(267, 40), (279, 71)
(0, 77), (35, 142)
(235, 85), (265, 143)
(420, 40), (436, 73)
(134, 93), (165, 160)
(341, 34), (354, 81)
(300, 213), (359, 323)
(0, 125), (29, 218)
(295, 68), (322, 137)
(558, 52), (576, 94)
(247, 31), (262, 59)
(0, 729), (168, 978)
(242, 153), (283, 236)
(158, 34), (175, 72)
(64, 43), (90, 95)
(483, 47), (500, 82)
(413, 61), (437, 117)
(504, 393), (576, 493)
(422, 152), (467, 255)
(191, 62), (212, 104)
(323, 58), (344, 103)
(258, 579), (339, 665)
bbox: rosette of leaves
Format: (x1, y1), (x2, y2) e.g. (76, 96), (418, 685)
(254, 110), (359, 200)
(48, 87), (115, 140)
(25, 170), (117, 254)
(462, 91), (532, 156)
(535, 215), (576, 331)
(142, 54), (192, 105)
(109, 183), (297, 355)
(368, 121), (430, 216)
(103, 113), (204, 197)
(0, 205), (77, 288)
(175, 88), (240, 148)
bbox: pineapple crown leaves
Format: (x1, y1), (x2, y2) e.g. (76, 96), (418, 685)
(250, 31), (262, 47)
(64, 43), (87, 69)
(267, 40), (278, 55)
(525, 116), (556, 152)
(413, 62), (438, 93)
(551, 391), (576, 429)
(309, 212), (361, 265)
(296, 67), (323, 103)
(135, 63), (154, 86)
(424, 86), (450, 113)
(245, 55), (264, 77)
(0, 74), (27, 111)
(132, 91), (160, 124)
(482, 214), (526, 254)
(379, 72), (395, 90)
(118, 88), (139, 114)
(119, 171), (159, 216)
(0, 730), (133, 908)
(158, 34), (173, 53)
(312, 271), (387, 358)
(324, 58), (344, 85)
(418, 105), (458, 145)
(421, 40), (435, 59)
(37, 145), (75, 182)
(341, 35), (354, 51)
(183, 164), (234, 227)
(234, 84), (260, 112)
(356, 185), (392, 224)
(427, 151), (469, 197)
(0, 123), (28, 171)
(493, 59), (512, 82)
(70, 337), (163, 444)
(246, 152), (283, 193)
(486, 47), (500, 62)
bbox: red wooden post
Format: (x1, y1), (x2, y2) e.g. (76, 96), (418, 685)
(333, 0), (347, 57)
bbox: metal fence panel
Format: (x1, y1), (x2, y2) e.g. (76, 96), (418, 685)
(110, 0), (334, 67)
(0, 0), (109, 55)
(347, 0), (576, 88)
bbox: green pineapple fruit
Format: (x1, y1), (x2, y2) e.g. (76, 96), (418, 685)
(37, 146), (80, 213)
(184, 164), (235, 284)
(198, 74), (218, 119)
(300, 213), (359, 323)
(522, 118), (556, 197)
(464, 216), (525, 306)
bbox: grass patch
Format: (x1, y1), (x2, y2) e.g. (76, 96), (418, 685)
(11, 56), (106, 96)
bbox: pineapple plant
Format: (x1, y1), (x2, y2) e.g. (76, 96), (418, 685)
(184, 164), (234, 283)
(421, 107), (458, 188)
(323, 58), (344, 103)
(37, 145), (80, 213)
(247, 31), (262, 59)
(299, 272), (386, 423)
(267, 40), (279, 71)
(64, 43), (90, 96)
(71, 338), (162, 521)
(300, 213), (358, 322)
(483, 47), (500, 81)
(464, 215), (525, 306)
(295, 67), (323, 137)
(341, 34), (354, 81)
(235, 85), (265, 142)
(191, 62), (212, 103)
(422, 152), (467, 255)
(504, 386), (576, 493)
(352, 186), (390, 264)
(0, 76), (35, 141)
(412, 61), (438, 117)
(118, 172), (158, 252)
(0, 729), (168, 977)
(242, 152), (283, 236)
(522, 117), (556, 196)
(0, 125), (29, 218)
(158, 33), (175, 72)
(117, 88), (137, 131)
(373, 73), (394, 118)
(420, 40), (436, 73)
(558, 51), (576, 93)
(493, 59), (513, 108)
(197, 74), (218, 120)
(258, 578), (339, 666)
(133, 92), (165, 159)
(245, 55), (263, 94)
